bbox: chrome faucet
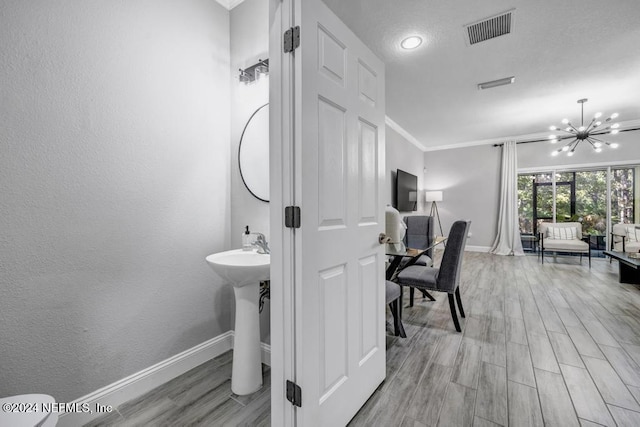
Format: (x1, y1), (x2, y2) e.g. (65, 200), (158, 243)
(252, 233), (270, 254)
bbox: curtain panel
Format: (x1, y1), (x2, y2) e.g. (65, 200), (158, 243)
(490, 141), (525, 256)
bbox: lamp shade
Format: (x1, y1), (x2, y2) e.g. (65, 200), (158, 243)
(425, 191), (443, 202)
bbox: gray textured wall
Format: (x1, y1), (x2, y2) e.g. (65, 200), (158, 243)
(386, 126), (426, 213)
(424, 145), (501, 247)
(0, 0), (232, 401)
(229, 0), (271, 345)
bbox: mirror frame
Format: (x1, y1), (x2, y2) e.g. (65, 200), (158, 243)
(238, 103), (269, 203)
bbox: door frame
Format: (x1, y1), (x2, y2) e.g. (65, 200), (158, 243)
(269, 0), (296, 425)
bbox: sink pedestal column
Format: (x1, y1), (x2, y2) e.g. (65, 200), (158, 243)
(231, 281), (263, 395)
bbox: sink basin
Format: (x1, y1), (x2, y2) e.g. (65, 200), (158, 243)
(205, 249), (270, 287)
(205, 248), (270, 395)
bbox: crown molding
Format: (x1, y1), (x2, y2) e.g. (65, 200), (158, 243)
(518, 159), (640, 174)
(215, 0), (245, 10)
(385, 116), (427, 151)
(423, 118), (640, 152)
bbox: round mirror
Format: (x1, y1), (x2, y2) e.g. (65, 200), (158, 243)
(239, 103), (269, 202)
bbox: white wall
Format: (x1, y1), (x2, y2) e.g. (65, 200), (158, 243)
(0, 0), (232, 401)
(386, 126), (426, 213)
(424, 145), (501, 247)
(229, 0), (270, 344)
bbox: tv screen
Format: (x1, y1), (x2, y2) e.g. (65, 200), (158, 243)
(395, 169), (418, 211)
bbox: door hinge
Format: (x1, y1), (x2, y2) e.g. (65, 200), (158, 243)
(286, 380), (302, 407)
(284, 26), (301, 53)
(285, 206), (301, 228)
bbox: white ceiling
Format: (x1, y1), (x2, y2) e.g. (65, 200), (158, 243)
(323, 0), (640, 150)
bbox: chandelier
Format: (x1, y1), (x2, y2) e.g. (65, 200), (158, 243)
(549, 98), (619, 156)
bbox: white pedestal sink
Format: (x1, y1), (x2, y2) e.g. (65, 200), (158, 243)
(205, 249), (270, 395)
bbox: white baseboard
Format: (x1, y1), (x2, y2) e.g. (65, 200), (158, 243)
(465, 245), (491, 253)
(261, 342), (271, 366)
(58, 331), (271, 427)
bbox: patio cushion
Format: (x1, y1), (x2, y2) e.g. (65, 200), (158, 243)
(625, 242), (640, 253)
(626, 226), (640, 242)
(543, 239), (589, 252)
(547, 226), (577, 240)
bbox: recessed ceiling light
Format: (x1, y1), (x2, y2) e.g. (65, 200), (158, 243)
(401, 36), (422, 50)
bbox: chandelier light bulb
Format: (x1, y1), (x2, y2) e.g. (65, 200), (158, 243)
(594, 112), (602, 118)
(565, 127), (572, 132)
(567, 151), (574, 157)
(561, 118), (569, 124)
(550, 139), (558, 144)
(611, 129), (619, 135)
(611, 113), (619, 119)
(611, 123), (620, 129)
(549, 125), (557, 131)
(551, 150), (559, 156)
(578, 126), (585, 132)
(611, 143), (619, 148)
(595, 121), (602, 126)
(549, 135), (557, 140)
(562, 146), (570, 152)
(594, 142), (602, 148)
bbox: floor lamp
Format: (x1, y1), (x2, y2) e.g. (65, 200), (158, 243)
(425, 191), (444, 237)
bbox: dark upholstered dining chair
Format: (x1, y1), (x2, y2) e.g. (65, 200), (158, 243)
(386, 280), (406, 337)
(396, 220), (471, 332)
(403, 216), (435, 267)
(402, 216), (436, 304)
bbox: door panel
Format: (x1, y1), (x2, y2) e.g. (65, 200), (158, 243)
(295, 0), (386, 425)
(358, 119), (378, 224)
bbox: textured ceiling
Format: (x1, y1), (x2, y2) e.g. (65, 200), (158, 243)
(323, 0), (640, 150)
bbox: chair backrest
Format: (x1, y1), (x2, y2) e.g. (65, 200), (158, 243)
(437, 220), (471, 292)
(403, 216), (435, 258)
(538, 222), (583, 239)
(613, 223), (640, 236)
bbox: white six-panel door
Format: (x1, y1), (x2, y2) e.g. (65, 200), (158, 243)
(293, 0), (386, 425)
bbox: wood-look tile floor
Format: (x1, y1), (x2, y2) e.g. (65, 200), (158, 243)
(86, 351), (271, 426)
(90, 252), (640, 426)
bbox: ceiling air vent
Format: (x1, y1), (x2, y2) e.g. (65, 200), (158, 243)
(465, 9), (514, 45)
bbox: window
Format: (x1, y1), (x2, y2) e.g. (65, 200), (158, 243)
(518, 166), (638, 252)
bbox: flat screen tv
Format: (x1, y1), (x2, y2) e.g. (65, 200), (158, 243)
(395, 169), (417, 212)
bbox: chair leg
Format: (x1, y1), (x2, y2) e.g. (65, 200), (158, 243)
(455, 287), (465, 318)
(409, 287), (415, 307)
(448, 293), (462, 332)
(389, 300), (406, 338)
(588, 249), (591, 268)
(422, 290), (436, 301)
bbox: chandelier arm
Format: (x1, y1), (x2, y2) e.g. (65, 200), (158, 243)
(555, 130), (577, 139)
(562, 138), (578, 151)
(585, 117), (598, 132)
(588, 135), (608, 144)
